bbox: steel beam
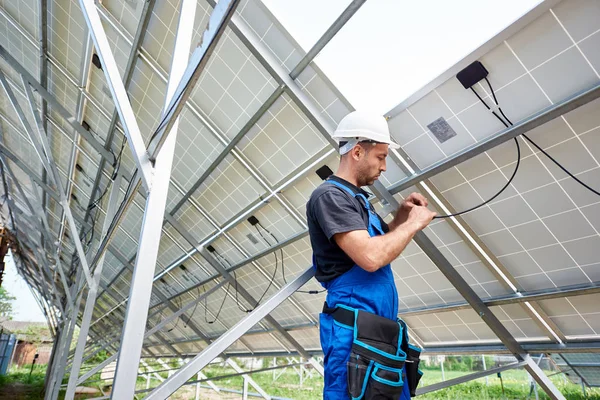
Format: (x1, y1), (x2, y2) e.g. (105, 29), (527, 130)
(416, 361), (528, 395)
(76, 280), (227, 386)
(0, 46), (114, 163)
(145, 0), (242, 160)
(79, 0), (156, 272)
(168, 84), (284, 214)
(65, 173), (121, 400)
(399, 281), (600, 317)
(388, 83), (600, 196)
(289, 0), (366, 80)
(78, 0), (153, 190)
(224, 9), (570, 397)
(109, 0), (199, 397)
(7, 74), (95, 288)
(47, 284), (83, 400)
(144, 267), (314, 399)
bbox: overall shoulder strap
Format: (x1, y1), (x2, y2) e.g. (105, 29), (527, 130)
(326, 180), (372, 212)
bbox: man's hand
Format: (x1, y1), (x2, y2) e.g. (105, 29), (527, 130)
(404, 192), (428, 208)
(406, 205), (437, 231)
(390, 192), (431, 229)
(334, 192), (436, 272)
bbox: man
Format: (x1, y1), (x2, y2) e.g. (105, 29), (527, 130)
(306, 111), (437, 399)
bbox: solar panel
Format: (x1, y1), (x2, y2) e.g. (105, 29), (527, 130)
(1, 0), (600, 397)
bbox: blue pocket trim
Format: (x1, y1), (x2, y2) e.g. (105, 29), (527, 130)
(333, 319), (353, 330)
(343, 305), (406, 362)
(371, 363), (404, 387)
(408, 344), (422, 352)
(351, 360), (374, 400)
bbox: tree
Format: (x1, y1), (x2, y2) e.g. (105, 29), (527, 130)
(0, 286), (16, 319)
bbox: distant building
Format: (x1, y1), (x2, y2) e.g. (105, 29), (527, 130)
(1, 321), (53, 366)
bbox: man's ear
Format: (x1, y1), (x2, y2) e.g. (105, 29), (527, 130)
(351, 145), (363, 161)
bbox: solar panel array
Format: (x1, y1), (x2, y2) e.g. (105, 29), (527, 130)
(0, 0), (599, 391)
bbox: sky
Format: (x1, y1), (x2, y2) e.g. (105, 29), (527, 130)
(5, 251), (46, 322)
(7, 0), (544, 326)
(262, 0), (543, 114)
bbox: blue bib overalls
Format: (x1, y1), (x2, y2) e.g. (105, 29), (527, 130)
(316, 180), (412, 399)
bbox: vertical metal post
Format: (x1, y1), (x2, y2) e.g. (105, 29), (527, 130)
(581, 380), (587, 397)
(49, 289), (83, 400)
(242, 377), (249, 400)
(482, 355), (488, 386)
(65, 174), (122, 400)
(441, 357), (446, 381)
(225, 359), (270, 399)
(195, 372), (201, 400)
(109, 0), (195, 397)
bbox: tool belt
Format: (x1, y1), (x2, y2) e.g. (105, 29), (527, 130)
(323, 302), (423, 399)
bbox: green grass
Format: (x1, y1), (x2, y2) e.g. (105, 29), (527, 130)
(192, 363), (600, 400)
(0, 365), (47, 400)
(4, 361), (600, 399)
(415, 367), (600, 399)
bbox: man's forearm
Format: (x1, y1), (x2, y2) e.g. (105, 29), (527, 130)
(367, 222), (418, 270)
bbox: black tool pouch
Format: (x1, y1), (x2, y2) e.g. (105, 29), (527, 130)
(346, 309), (406, 399)
(405, 345), (423, 397)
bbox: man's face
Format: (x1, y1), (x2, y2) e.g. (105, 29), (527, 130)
(356, 143), (388, 186)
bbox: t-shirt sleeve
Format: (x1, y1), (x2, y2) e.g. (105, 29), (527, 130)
(311, 190), (368, 240)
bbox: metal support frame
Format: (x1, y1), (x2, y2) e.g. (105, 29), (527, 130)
(86, 0), (358, 307)
(0, 134), (65, 315)
(225, 359), (271, 400)
(47, 278), (83, 400)
(75, 280), (227, 385)
(0, 46), (114, 163)
(218, 9), (568, 399)
(3, 1), (600, 398)
(144, 267), (314, 399)
(0, 69), (94, 287)
(78, 0), (153, 190)
(388, 83), (600, 196)
(1, 161), (73, 305)
(107, 0), (219, 397)
(416, 360), (528, 396)
(64, 173), (121, 399)
(77, 0), (156, 292)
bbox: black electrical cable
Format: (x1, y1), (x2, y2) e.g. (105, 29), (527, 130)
(255, 222), (325, 295)
(432, 138), (521, 219)
(213, 250), (251, 313)
(484, 76), (600, 197)
(167, 297), (182, 332)
(182, 286), (201, 328)
(432, 84), (522, 219)
(204, 280), (230, 324)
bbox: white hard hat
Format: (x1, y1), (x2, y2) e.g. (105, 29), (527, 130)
(332, 111), (400, 154)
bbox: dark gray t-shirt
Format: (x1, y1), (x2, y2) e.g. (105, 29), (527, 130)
(306, 176), (389, 282)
